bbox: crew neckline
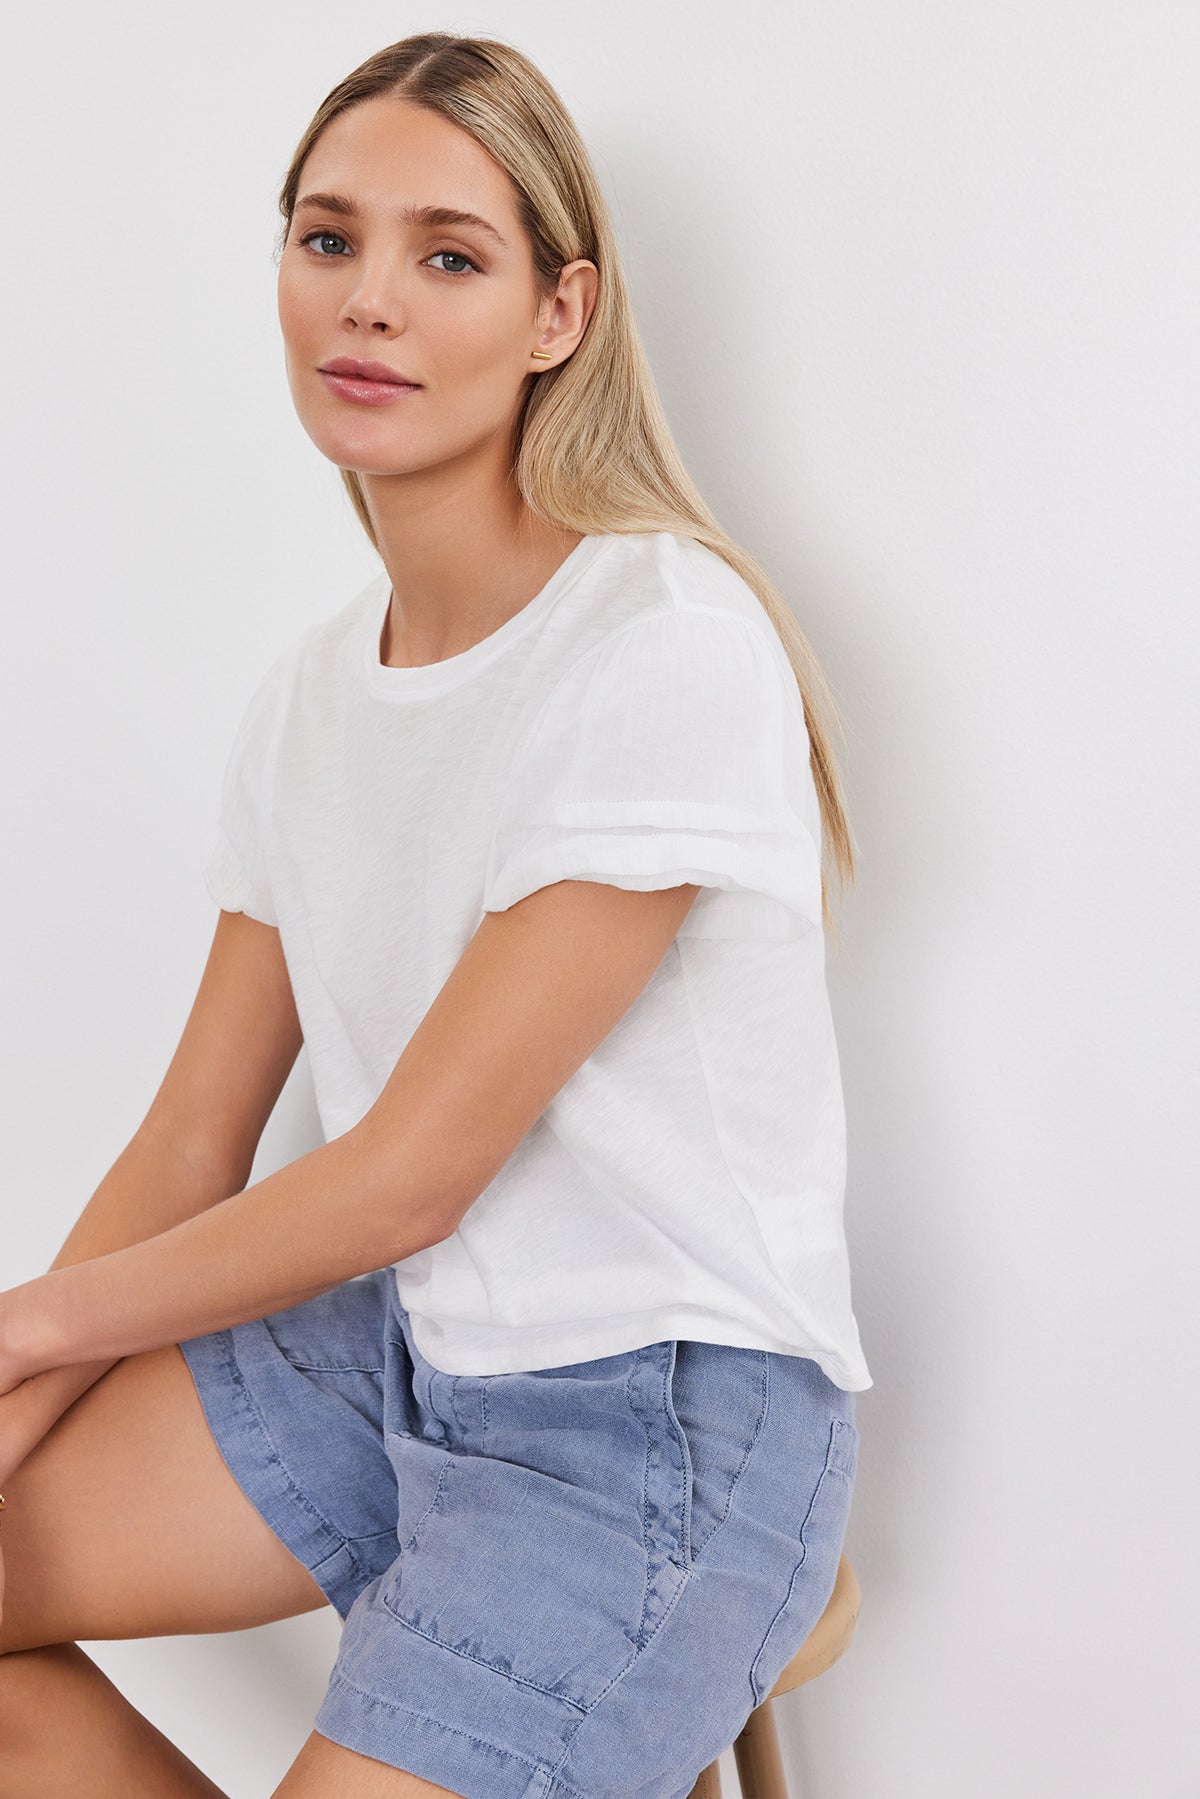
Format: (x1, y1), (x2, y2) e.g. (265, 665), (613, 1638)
(362, 533), (614, 700)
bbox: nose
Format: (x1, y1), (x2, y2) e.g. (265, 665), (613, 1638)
(337, 252), (411, 337)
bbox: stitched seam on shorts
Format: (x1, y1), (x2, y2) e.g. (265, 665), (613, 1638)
(747, 1416), (842, 1704)
(580, 1557), (691, 1714)
(273, 1359), (386, 1373)
(691, 1348), (771, 1565)
(625, 1344), (694, 1648)
(220, 1329), (350, 1561)
(626, 1349), (659, 1648)
(748, 1485), (820, 1703)
(376, 1454), (691, 1713)
(450, 1372), (482, 1445)
(400, 1453), (454, 1552)
(374, 1591), (592, 1711)
(321, 1666), (553, 1774)
(539, 1561), (693, 1791)
(653, 1343), (692, 1572)
(378, 1474), (681, 1711)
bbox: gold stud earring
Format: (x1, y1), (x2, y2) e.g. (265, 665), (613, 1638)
(531, 349), (552, 360)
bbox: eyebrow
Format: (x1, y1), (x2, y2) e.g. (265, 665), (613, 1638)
(293, 192), (510, 251)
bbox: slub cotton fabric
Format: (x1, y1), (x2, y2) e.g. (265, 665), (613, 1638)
(204, 529), (872, 1389)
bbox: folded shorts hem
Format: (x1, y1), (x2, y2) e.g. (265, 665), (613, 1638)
(313, 1668), (699, 1799)
(313, 1669), (559, 1798)
(177, 1326), (370, 1620)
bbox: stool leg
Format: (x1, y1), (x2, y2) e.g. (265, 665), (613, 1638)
(685, 1760), (723, 1798)
(732, 1697), (790, 1799)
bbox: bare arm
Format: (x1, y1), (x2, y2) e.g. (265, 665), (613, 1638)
(1, 878), (701, 1382)
(0, 909), (302, 1461)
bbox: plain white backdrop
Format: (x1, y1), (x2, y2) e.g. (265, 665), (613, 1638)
(2, 3), (1196, 1796)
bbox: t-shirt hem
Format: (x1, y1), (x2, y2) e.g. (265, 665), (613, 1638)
(396, 1285), (873, 1390)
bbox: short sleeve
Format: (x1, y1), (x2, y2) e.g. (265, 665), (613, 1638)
(204, 657), (289, 926)
(482, 606), (824, 939)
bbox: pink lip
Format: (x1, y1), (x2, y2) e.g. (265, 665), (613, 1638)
(319, 367), (422, 407)
(320, 357), (420, 384)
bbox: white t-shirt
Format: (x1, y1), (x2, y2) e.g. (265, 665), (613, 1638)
(206, 529), (873, 1388)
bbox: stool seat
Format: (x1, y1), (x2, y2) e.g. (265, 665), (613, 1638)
(685, 1553), (861, 1798)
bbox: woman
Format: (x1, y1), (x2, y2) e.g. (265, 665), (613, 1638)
(0, 31), (871, 1798)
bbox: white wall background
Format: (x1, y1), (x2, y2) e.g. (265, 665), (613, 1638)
(2, 3), (1196, 1796)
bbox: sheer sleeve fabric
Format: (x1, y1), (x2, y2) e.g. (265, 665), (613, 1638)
(482, 606), (824, 940)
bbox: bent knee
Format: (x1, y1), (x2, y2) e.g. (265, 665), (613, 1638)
(0, 1344), (329, 1651)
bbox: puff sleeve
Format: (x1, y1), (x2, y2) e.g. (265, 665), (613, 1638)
(481, 605), (824, 939)
(203, 659), (287, 926)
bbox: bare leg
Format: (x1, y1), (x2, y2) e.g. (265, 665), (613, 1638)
(0, 1641), (229, 1797)
(0, 1341), (331, 1791)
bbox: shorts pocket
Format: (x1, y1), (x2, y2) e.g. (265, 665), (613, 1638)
(662, 1340), (772, 1569)
(377, 1396), (689, 1711)
(748, 1414), (859, 1704)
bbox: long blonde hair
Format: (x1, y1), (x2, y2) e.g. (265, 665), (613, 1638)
(276, 32), (856, 935)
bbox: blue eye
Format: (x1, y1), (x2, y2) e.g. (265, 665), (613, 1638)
(298, 229), (349, 257)
(426, 250), (479, 276)
(295, 231), (479, 276)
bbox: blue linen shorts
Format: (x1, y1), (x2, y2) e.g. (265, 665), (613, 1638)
(178, 1266), (859, 1799)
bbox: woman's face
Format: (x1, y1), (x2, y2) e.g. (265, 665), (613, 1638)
(277, 97), (569, 478)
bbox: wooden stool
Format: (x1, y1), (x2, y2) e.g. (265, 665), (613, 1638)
(685, 1554), (861, 1798)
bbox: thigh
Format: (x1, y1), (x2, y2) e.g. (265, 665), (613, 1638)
(0, 1341), (330, 1655)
